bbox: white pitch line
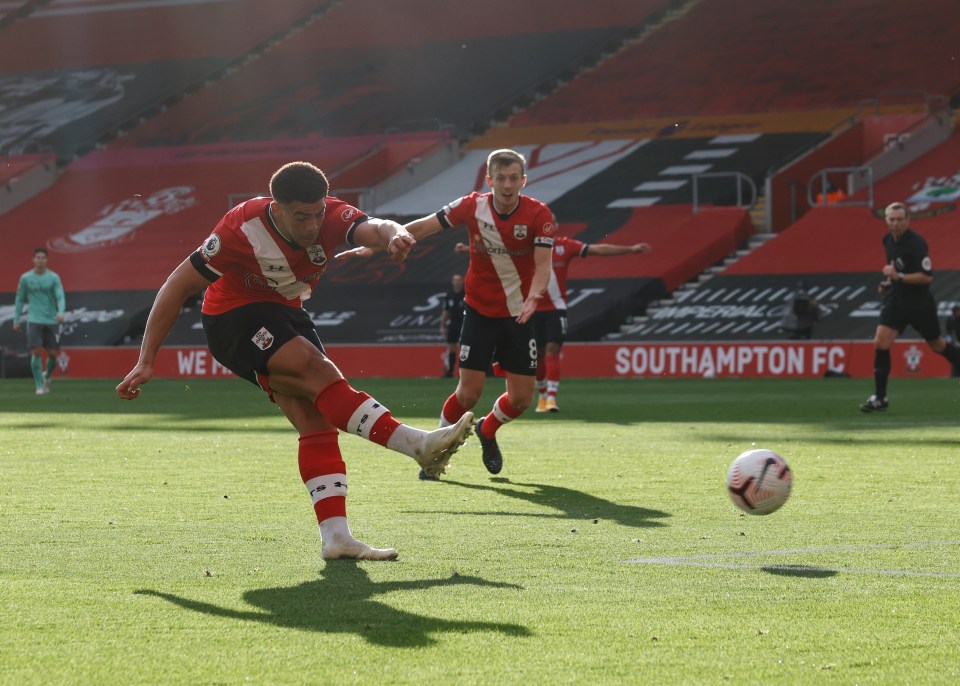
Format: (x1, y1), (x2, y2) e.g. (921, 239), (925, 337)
(625, 540), (960, 578)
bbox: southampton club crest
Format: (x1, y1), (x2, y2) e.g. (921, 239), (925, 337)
(306, 244), (327, 266)
(903, 344), (923, 373)
(513, 224), (528, 239)
(459, 344), (470, 362)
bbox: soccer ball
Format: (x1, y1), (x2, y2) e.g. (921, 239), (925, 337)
(726, 449), (792, 515)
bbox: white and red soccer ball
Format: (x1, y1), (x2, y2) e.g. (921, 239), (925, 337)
(726, 449), (792, 515)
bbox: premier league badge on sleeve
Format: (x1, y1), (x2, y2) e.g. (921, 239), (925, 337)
(200, 234), (221, 260)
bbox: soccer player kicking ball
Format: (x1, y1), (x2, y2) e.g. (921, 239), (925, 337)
(405, 149), (554, 478)
(116, 162), (473, 561)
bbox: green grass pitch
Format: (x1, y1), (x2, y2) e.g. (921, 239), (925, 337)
(2, 376), (960, 685)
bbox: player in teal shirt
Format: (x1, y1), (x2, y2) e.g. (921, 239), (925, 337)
(13, 248), (66, 394)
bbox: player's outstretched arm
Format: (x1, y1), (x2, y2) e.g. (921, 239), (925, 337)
(116, 258), (210, 400)
(337, 219), (414, 262)
(404, 214), (445, 242)
(587, 242), (651, 257)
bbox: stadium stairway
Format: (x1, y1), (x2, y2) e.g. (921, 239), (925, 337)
(607, 230), (776, 340)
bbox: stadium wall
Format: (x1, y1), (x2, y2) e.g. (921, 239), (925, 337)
(41, 341), (952, 381)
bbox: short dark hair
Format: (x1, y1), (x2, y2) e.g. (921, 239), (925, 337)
(269, 162), (329, 204)
(33, 247), (48, 257)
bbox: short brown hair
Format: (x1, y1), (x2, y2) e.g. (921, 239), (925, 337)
(270, 162), (329, 204)
(885, 202), (909, 217)
(486, 149), (526, 177)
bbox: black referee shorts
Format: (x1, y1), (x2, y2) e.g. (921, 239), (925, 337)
(879, 295), (942, 341)
(202, 302), (325, 388)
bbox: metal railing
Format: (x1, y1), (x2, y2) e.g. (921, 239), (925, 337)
(692, 171), (757, 213)
(807, 166), (873, 208)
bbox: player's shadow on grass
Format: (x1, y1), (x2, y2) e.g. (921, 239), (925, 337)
(762, 565), (838, 579)
(135, 562), (530, 647)
(437, 477), (671, 528)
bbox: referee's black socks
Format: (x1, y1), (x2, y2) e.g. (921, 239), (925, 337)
(874, 348), (891, 399)
(939, 341), (960, 367)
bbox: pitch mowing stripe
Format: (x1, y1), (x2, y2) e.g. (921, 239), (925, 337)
(625, 540), (960, 578)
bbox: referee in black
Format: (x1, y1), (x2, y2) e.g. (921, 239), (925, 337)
(440, 273), (465, 378)
(860, 202), (960, 412)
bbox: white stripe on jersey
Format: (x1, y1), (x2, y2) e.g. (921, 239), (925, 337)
(475, 196), (524, 316)
(544, 268), (567, 309)
(240, 218), (311, 301)
(304, 473), (348, 505)
(346, 397), (390, 440)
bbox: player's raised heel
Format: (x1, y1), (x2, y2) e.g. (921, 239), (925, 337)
(535, 396), (548, 413)
(476, 417), (503, 474)
(416, 411), (475, 477)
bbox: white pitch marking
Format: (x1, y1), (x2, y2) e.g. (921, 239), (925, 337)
(625, 540), (960, 578)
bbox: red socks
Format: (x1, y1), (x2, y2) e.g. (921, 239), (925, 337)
(545, 351), (561, 385)
(441, 392), (470, 426)
(298, 430), (347, 522)
(481, 393), (523, 438)
(314, 378), (399, 446)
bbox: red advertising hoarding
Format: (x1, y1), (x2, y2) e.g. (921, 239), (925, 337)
(59, 340), (952, 380)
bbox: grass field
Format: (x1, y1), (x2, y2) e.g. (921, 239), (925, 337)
(2, 376), (960, 685)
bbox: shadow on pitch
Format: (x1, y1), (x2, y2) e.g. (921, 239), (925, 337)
(762, 565), (838, 579)
(135, 562), (530, 647)
(434, 477), (671, 528)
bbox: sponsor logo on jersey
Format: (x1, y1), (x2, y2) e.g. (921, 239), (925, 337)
(514, 224), (528, 239)
(479, 220), (496, 233)
(252, 327), (275, 351)
(922, 256), (932, 271)
(306, 245), (327, 266)
(341, 208), (358, 222)
(459, 344), (470, 361)
(262, 263), (285, 272)
(542, 222), (555, 235)
(477, 236), (531, 256)
(200, 234), (221, 260)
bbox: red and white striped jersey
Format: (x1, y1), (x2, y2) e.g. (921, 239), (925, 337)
(190, 196), (367, 315)
(538, 235), (589, 312)
(438, 192), (555, 318)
